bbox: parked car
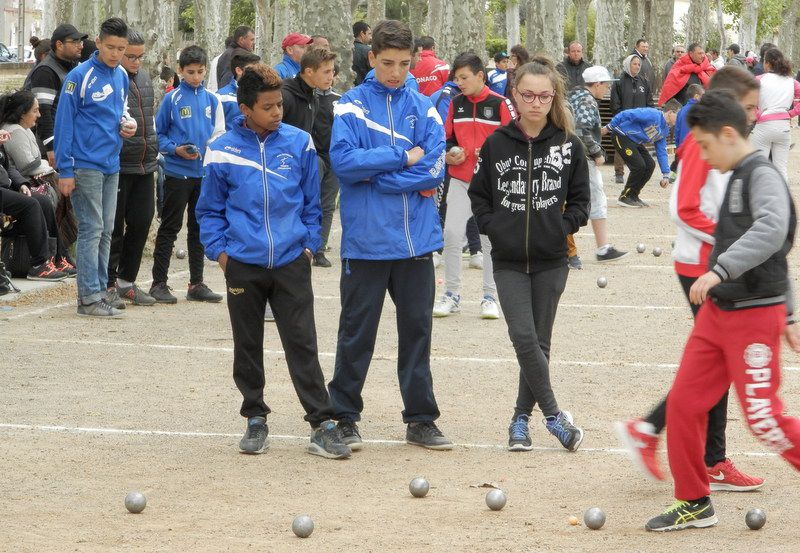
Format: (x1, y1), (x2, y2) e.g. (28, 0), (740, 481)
(0, 43), (18, 63)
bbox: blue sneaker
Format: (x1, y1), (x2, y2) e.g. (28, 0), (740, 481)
(308, 420), (351, 459)
(544, 411), (584, 452)
(239, 416), (268, 454)
(508, 414), (532, 451)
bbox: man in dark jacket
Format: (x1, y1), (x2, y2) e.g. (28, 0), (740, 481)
(632, 39), (656, 89)
(556, 41), (591, 88)
(351, 21), (372, 86)
(216, 26), (255, 90)
(610, 54), (653, 183)
(107, 29), (158, 306)
(26, 24), (85, 167)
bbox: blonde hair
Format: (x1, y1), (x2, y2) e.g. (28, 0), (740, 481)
(514, 54), (574, 135)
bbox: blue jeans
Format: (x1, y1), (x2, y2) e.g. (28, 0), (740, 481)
(71, 169), (119, 305)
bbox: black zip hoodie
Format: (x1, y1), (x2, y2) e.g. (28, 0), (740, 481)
(468, 120), (590, 273)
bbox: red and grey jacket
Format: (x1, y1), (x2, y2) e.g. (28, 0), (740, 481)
(445, 86), (515, 183)
(411, 50), (450, 96)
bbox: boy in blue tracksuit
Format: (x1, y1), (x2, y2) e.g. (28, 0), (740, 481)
(217, 49), (261, 131)
(55, 18), (136, 318)
(151, 45), (225, 304)
(327, 20), (452, 451)
(196, 63), (350, 460)
(605, 103), (679, 207)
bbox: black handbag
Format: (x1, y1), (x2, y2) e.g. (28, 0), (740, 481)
(0, 234), (30, 277)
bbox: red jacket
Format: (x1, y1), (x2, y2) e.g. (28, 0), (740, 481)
(658, 54), (715, 106)
(411, 50), (449, 96)
(445, 86), (515, 183)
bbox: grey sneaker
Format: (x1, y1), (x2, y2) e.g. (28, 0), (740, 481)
(596, 246), (629, 263)
(308, 420), (352, 459)
(544, 411), (584, 452)
(568, 255), (582, 270)
(77, 299), (125, 318)
(406, 422), (453, 450)
(105, 287), (126, 309)
(508, 414), (533, 451)
(117, 283), (156, 306)
(337, 420), (363, 451)
(239, 416), (268, 454)
(187, 282), (223, 303)
(149, 282), (177, 304)
(264, 300), (275, 322)
(614, 174), (624, 184)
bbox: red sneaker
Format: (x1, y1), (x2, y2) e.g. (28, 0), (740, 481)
(614, 418), (665, 481)
(56, 258), (77, 278)
(707, 459), (765, 491)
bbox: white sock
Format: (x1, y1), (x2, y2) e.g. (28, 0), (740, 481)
(596, 244), (610, 255)
(116, 278), (132, 288)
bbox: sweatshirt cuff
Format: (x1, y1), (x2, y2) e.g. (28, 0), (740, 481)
(711, 264), (729, 282)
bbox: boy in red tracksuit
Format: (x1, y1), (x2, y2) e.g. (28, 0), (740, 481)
(433, 52), (514, 320)
(410, 36), (449, 96)
(645, 89), (800, 532)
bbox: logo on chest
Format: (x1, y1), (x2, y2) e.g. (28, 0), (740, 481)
(482, 106), (494, 119)
(276, 153), (294, 171)
(91, 83), (114, 102)
(180, 106), (192, 119)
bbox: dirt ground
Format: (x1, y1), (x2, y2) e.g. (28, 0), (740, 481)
(3, 151), (800, 552)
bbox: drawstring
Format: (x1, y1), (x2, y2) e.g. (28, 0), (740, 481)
(345, 259), (351, 275)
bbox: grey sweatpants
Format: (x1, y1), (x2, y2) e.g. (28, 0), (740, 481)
(494, 265), (569, 417)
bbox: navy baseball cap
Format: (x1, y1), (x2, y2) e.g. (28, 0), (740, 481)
(494, 51), (509, 63)
(52, 24), (88, 44)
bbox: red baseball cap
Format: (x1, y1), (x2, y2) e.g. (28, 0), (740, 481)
(282, 33), (312, 50)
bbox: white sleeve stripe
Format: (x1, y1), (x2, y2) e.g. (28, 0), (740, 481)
(334, 101), (414, 145)
(79, 67), (94, 100)
(34, 91), (56, 102)
(43, 136), (54, 145)
(452, 117), (502, 126)
(204, 148), (288, 180)
(426, 106), (443, 126)
(306, 135), (316, 152)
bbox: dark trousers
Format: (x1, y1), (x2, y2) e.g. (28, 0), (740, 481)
(438, 174), (482, 255)
(644, 273), (728, 466)
(226, 254), (335, 427)
(494, 265), (569, 417)
(318, 155), (339, 251)
(328, 255), (441, 423)
(108, 172), (155, 287)
(152, 176), (204, 285)
(612, 132), (655, 194)
(0, 187), (50, 265)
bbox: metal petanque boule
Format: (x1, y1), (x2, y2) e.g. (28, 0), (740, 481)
(652, 247), (663, 257)
(409, 477), (430, 498)
(292, 515), (314, 538)
(636, 243), (646, 253)
(176, 249), (187, 259)
(745, 508), (766, 530)
(485, 489), (507, 511)
(124, 492), (146, 514)
(584, 507), (606, 530)
(597, 276), (608, 288)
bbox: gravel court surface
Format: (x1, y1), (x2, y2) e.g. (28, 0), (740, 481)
(2, 157), (800, 551)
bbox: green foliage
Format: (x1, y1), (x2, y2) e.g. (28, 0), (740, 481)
(486, 37), (508, 58)
(179, 0), (194, 33)
(563, 3), (596, 59)
(230, 0), (256, 34)
(721, 0), (788, 45)
(387, 0), (408, 20)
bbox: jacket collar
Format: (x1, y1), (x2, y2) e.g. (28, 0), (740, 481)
(49, 51), (76, 71)
(281, 54), (300, 72)
(364, 74), (409, 95)
(463, 85), (491, 103)
(232, 115), (280, 143)
(88, 51), (116, 74)
(502, 119), (559, 143)
(178, 79), (203, 93)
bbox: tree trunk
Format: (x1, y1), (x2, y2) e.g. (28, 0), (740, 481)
(715, 0), (726, 53)
(408, 0), (428, 38)
(642, 0), (652, 44)
(193, 0), (231, 57)
(778, 0), (799, 60)
(302, 0), (355, 90)
(54, 0), (73, 29)
(428, 0), (486, 63)
(593, 0), (625, 73)
(506, 0), (520, 48)
(73, 0), (105, 38)
(573, 0), (591, 49)
(647, 0), (673, 89)
(627, 0), (644, 51)
(738, 0), (759, 54)
(366, 0), (386, 24)
(271, 0), (299, 62)
(686, 0), (708, 47)
(254, 0), (275, 63)
(526, 0), (565, 58)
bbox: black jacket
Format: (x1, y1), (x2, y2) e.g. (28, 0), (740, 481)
(26, 52), (76, 152)
(610, 72), (653, 115)
(0, 146), (29, 192)
(119, 69), (158, 175)
(632, 49), (656, 88)
(313, 87), (341, 157)
(281, 74), (318, 134)
(352, 41), (371, 86)
(216, 45), (237, 90)
(468, 121), (590, 273)
(557, 57), (592, 88)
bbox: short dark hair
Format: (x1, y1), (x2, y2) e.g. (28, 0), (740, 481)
(759, 42), (776, 59)
(687, 42), (702, 52)
(230, 48), (261, 75)
(728, 43), (740, 54)
(419, 36), (435, 50)
(99, 17), (128, 40)
(687, 89), (748, 137)
(34, 38), (50, 60)
(0, 89), (36, 125)
(234, 26), (254, 43)
(300, 47), (337, 72)
(413, 38), (423, 53)
(686, 83), (704, 98)
(709, 48), (719, 55)
(635, 38), (648, 47)
(452, 52), (484, 77)
(510, 44), (530, 65)
(764, 48), (792, 76)
(371, 20), (413, 55)
(708, 65), (759, 98)
(179, 45), (208, 68)
(353, 21), (370, 39)
(237, 63), (282, 108)
(127, 29), (145, 46)
(662, 98), (682, 113)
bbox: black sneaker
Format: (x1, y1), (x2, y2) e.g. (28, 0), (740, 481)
(617, 194), (642, 208)
(26, 259), (67, 281)
(312, 252), (332, 268)
(596, 246), (629, 263)
(645, 498), (718, 531)
(239, 416), (268, 454)
(187, 282), (223, 303)
(117, 283), (156, 306)
(337, 420), (363, 451)
(568, 255), (583, 270)
(308, 420), (352, 459)
(631, 193), (649, 207)
(264, 300), (275, 322)
(544, 411), (584, 452)
(105, 287), (126, 310)
(150, 282), (177, 304)
(508, 414), (533, 451)
(406, 422), (453, 450)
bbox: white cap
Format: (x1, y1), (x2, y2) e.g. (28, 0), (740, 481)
(582, 66), (616, 84)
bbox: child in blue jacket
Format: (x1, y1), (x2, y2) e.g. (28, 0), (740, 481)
(326, 20), (452, 452)
(605, 103), (679, 207)
(196, 63), (350, 460)
(151, 45), (225, 304)
(217, 49), (261, 131)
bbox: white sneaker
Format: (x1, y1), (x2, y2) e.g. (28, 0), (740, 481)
(433, 292), (460, 317)
(432, 252), (442, 268)
(480, 296), (500, 319)
(469, 252), (483, 270)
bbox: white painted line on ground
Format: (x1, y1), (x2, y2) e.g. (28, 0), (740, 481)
(313, 295), (686, 310)
(0, 422), (778, 458)
(17, 337), (800, 372)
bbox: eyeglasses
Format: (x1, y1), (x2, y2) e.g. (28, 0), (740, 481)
(124, 54), (145, 62)
(515, 90), (555, 105)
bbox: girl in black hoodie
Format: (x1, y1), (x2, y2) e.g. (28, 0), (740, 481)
(469, 56), (590, 453)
